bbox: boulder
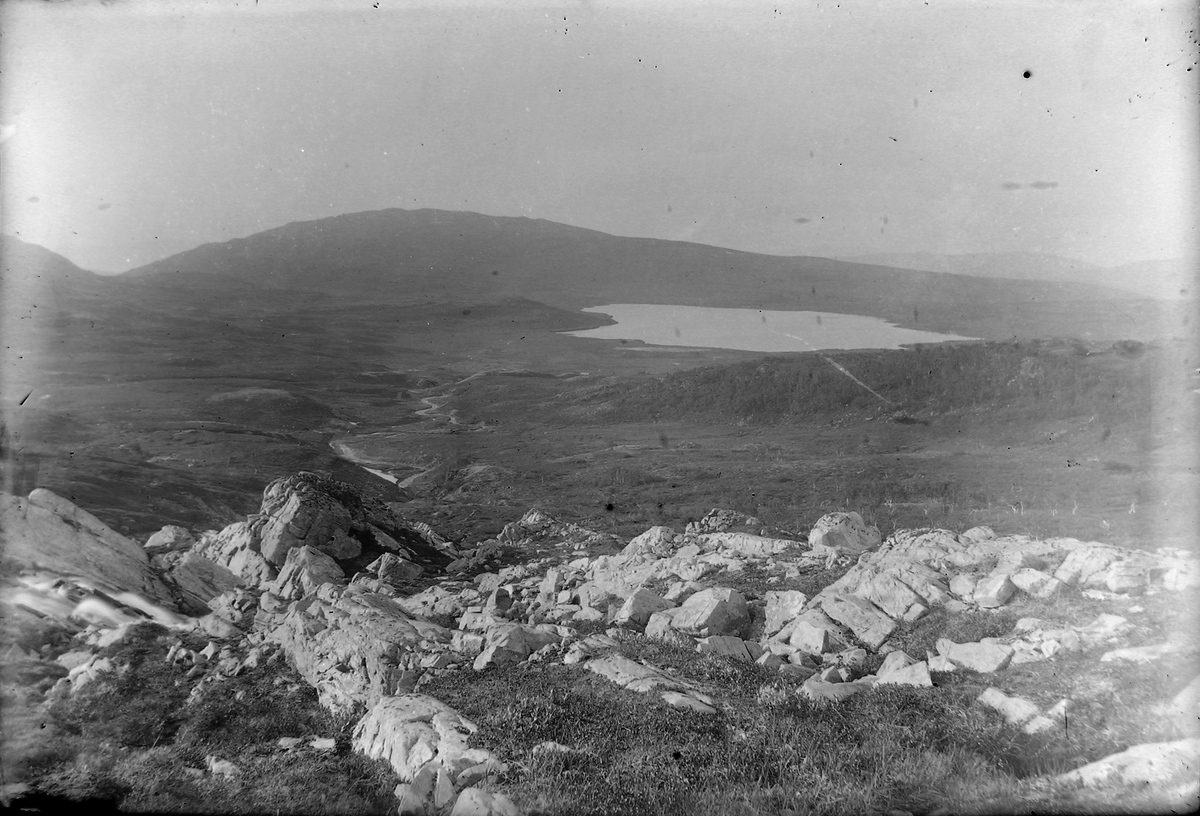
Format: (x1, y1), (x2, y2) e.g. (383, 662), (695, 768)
(160, 551), (243, 614)
(876, 650), (916, 678)
(1159, 674), (1200, 734)
(614, 588), (674, 627)
(973, 573), (1016, 608)
(621, 526), (678, 559)
(686, 508), (762, 534)
(876, 660), (932, 687)
(763, 590), (808, 637)
(977, 687), (1054, 733)
(369, 553), (424, 587)
(1009, 568), (1062, 599)
(473, 623), (564, 671)
(959, 526), (996, 543)
(644, 608), (686, 641)
(670, 588), (750, 637)
(352, 694), (500, 784)
(584, 653), (709, 697)
(936, 640), (1014, 673)
(1055, 737), (1200, 790)
(1105, 561), (1149, 594)
(194, 522), (278, 588)
(205, 588), (259, 630)
(396, 584), (471, 621)
(258, 477), (360, 564)
(948, 574), (977, 600)
(819, 594), (896, 650)
(1, 490), (173, 603)
(850, 570), (926, 620)
(144, 525), (196, 555)
(1100, 642), (1194, 664)
(267, 584), (452, 713)
(1053, 545), (1122, 587)
(808, 512), (881, 556)
(798, 675), (872, 704)
(699, 532), (796, 558)
(449, 787), (523, 816)
(779, 609), (848, 656)
(269, 546), (346, 601)
(660, 691), (718, 714)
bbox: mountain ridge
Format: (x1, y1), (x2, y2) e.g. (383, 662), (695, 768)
(839, 250), (1195, 301)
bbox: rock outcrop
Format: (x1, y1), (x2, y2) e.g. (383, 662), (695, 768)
(5, 486), (1199, 816)
(1, 490), (174, 603)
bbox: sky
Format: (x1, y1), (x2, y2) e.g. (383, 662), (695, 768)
(1, 0), (1197, 274)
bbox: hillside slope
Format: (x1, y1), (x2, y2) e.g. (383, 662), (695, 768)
(118, 208), (1167, 342)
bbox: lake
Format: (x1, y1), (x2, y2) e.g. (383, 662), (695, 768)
(565, 304), (978, 352)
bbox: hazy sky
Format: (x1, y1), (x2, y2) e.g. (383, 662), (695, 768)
(2, 0), (1196, 273)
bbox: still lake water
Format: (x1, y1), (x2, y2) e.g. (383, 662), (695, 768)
(566, 304), (977, 352)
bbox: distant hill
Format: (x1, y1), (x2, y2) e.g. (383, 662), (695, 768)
(838, 251), (1194, 301)
(118, 208), (1168, 342)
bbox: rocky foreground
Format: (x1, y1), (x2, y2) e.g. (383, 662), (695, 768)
(2, 473), (1198, 814)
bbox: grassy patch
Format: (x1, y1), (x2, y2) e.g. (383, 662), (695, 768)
(19, 622), (399, 813)
(420, 660), (1044, 815)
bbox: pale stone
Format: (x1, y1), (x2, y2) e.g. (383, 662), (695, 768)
(572, 606), (605, 623)
(353, 695), (500, 787)
(973, 573), (1016, 608)
(369, 553), (424, 586)
(799, 675), (871, 704)
(145, 525), (196, 554)
(959, 526), (996, 543)
(1, 490), (174, 603)
(1076, 613), (1129, 645)
(851, 570), (925, 620)
(948, 574), (977, 600)
(756, 651), (784, 670)
(763, 590), (808, 637)
(622, 526), (678, 558)
(977, 686), (1042, 726)
(779, 663), (816, 681)
(614, 588), (674, 627)
(268, 586), (452, 713)
(1106, 562), (1149, 594)
(936, 640), (1014, 673)
(1009, 568), (1062, 599)
(670, 587), (750, 637)
(1101, 642), (1190, 664)
(644, 608), (685, 640)
(661, 691), (717, 714)
(164, 552), (244, 614)
(194, 522), (277, 588)
(585, 653), (702, 694)
(876, 650), (915, 678)
(473, 623), (563, 671)
(808, 512), (882, 556)
(700, 532), (796, 558)
(876, 660), (932, 687)
(927, 653), (956, 672)
(269, 546), (345, 601)
(449, 787), (523, 816)
(820, 594), (896, 650)
(1055, 738), (1200, 789)
(785, 612), (845, 656)
(1054, 546), (1121, 587)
